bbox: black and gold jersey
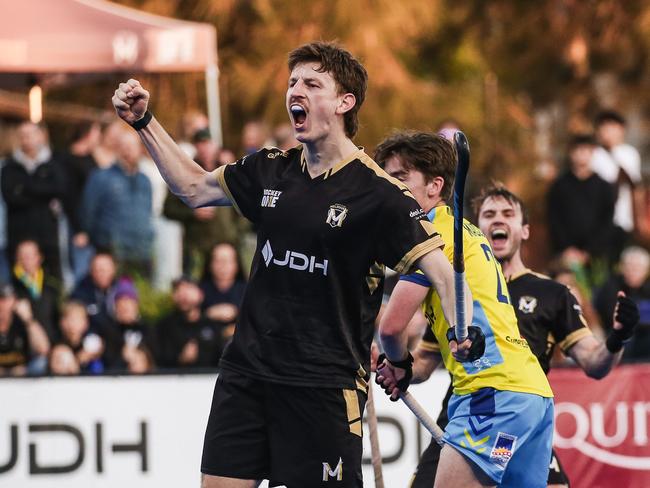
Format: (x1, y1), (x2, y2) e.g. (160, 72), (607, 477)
(214, 145), (443, 389)
(507, 270), (592, 373)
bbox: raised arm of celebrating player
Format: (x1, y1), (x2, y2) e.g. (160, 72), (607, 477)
(112, 79), (228, 208)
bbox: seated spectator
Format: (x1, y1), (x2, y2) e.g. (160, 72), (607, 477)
(70, 251), (118, 331)
(102, 278), (155, 371)
(157, 276), (223, 369)
(11, 240), (61, 342)
(0, 283), (49, 376)
(49, 343), (80, 375)
(58, 300), (104, 374)
(124, 343), (156, 374)
(594, 246), (650, 361)
(200, 243), (246, 340)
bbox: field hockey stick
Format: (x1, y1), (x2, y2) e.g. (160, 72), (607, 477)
(366, 381), (385, 488)
(399, 391), (445, 446)
(452, 131), (470, 342)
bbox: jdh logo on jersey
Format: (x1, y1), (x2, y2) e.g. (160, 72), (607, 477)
(261, 189), (282, 208)
(261, 240), (328, 276)
(518, 296), (538, 314)
(326, 204), (348, 228)
(322, 457), (343, 481)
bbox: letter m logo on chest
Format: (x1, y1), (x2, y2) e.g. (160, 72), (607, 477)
(326, 204), (348, 228)
(322, 457), (343, 481)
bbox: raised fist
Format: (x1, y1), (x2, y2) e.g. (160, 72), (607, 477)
(112, 79), (150, 124)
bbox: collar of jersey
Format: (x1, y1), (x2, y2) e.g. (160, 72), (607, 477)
(299, 146), (365, 180)
(506, 268), (533, 282)
(426, 205), (450, 223)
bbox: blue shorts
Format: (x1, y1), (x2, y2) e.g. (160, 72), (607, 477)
(443, 388), (554, 488)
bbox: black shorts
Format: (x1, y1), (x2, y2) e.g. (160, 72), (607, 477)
(410, 440), (570, 487)
(201, 369), (367, 487)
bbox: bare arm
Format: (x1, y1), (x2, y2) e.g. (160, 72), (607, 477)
(112, 79), (228, 208)
(566, 335), (621, 379)
(379, 280), (429, 362)
(416, 248), (474, 358)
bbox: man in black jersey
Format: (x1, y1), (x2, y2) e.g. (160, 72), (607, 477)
(409, 184), (639, 488)
(112, 42), (474, 488)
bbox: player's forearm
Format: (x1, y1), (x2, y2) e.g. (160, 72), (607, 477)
(379, 330), (409, 363)
(138, 117), (225, 208)
(379, 281), (427, 362)
(569, 336), (622, 379)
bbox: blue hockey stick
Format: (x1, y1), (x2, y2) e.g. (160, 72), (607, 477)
(453, 131), (470, 342)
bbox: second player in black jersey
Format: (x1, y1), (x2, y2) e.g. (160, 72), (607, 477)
(408, 183), (639, 488)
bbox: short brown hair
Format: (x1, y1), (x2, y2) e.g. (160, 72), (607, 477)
(374, 131), (457, 202)
(288, 42), (368, 138)
(472, 183), (529, 225)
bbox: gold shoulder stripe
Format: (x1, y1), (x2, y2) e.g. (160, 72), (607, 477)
(506, 268), (534, 282)
(529, 270), (552, 280)
(326, 148), (364, 178)
(214, 165), (244, 217)
(393, 235), (445, 275)
(558, 328), (593, 352)
(357, 152), (416, 199)
(418, 340), (441, 353)
(420, 219), (438, 237)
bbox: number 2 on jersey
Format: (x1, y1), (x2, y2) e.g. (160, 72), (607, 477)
(480, 243), (510, 304)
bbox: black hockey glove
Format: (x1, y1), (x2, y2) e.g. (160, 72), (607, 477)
(446, 325), (486, 362)
(375, 352), (414, 401)
(606, 294), (639, 353)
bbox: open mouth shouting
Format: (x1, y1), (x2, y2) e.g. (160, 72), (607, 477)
(490, 228), (509, 251)
(290, 104), (307, 131)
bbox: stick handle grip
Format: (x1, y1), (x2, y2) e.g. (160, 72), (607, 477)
(455, 271), (468, 342)
(399, 391), (445, 446)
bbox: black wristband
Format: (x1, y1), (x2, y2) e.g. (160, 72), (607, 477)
(131, 110), (153, 131)
(606, 331), (626, 354)
(385, 352), (414, 370)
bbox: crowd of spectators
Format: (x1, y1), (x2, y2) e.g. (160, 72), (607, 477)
(0, 107), (647, 376)
(0, 114), (293, 376)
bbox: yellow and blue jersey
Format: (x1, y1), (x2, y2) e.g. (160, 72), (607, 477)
(402, 206), (553, 398)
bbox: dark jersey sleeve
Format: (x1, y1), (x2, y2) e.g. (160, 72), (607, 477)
(214, 151), (266, 222)
(375, 186), (444, 274)
(553, 286), (593, 353)
(419, 323), (440, 353)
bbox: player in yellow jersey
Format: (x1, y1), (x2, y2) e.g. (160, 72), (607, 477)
(374, 131), (553, 488)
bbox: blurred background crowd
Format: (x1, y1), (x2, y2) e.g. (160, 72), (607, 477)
(0, 0), (649, 377)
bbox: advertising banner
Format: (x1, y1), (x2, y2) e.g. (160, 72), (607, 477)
(550, 364), (650, 488)
(0, 372), (451, 487)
